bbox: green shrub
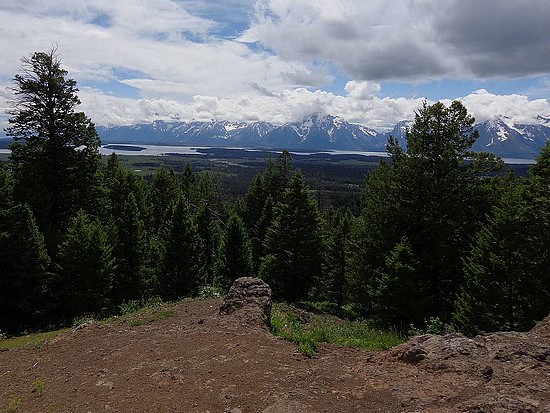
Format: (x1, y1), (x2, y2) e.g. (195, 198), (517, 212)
(119, 296), (163, 315)
(198, 285), (224, 298)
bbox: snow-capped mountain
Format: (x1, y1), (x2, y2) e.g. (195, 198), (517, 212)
(97, 114), (385, 151)
(94, 114), (550, 158)
(473, 119), (550, 158)
(96, 120), (276, 145)
(262, 114), (383, 150)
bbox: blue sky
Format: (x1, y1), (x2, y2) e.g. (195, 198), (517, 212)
(1, 0), (550, 130)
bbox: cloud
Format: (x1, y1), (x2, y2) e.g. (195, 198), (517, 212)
(434, 0), (550, 78)
(2, 0), (550, 135)
(76, 85), (423, 129)
(242, 0), (550, 82)
(449, 89), (550, 125)
(75, 85), (550, 133)
(0, 0), (321, 102)
(345, 81), (381, 100)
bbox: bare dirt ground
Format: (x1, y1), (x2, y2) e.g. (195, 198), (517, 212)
(1, 298), (549, 412)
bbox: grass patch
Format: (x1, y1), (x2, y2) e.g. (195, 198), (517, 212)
(123, 304), (176, 327)
(31, 379), (46, 397)
(271, 303), (404, 357)
(0, 329), (71, 351)
(6, 397), (23, 412)
(0, 297), (179, 350)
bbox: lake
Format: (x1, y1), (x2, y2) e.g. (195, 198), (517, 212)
(0, 144), (536, 164)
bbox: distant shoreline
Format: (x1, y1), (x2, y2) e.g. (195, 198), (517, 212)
(0, 141), (537, 164)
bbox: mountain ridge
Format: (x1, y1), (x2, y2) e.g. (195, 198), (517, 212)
(3, 114), (550, 158)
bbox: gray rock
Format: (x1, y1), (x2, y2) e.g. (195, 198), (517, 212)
(219, 277), (272, 328)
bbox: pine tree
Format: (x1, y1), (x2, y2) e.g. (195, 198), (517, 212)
(260, 171), (323, 301)
(217, 213), (253, 290)
(181, 162), (197, 203)
(110, 192), (147, 305)
(0, 166), (14, 211)
(371, 237), (429, 328)
(150, 167), (181, 232)
(455, 144), (550, 334)
(455, 182), (528, 333)
(313, 208), (354, 307)
(55, 211), (115, 320)
(6, 49), (102, 251)
(352, 101), (500, 326)
(158, 196), (204, 300)
(0, 203), (50, 334)
(196, 201), (222, 287)
(243, 151), (295, 274)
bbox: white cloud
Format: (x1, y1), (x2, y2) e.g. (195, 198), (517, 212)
(75, 86), (550, 132)
(449, 89), (550, 125)
(0, 0), (321, 101)
(345, 81), (381, 100)
(242, 0), (550, 81)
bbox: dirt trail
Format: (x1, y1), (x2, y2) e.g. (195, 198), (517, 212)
(1, 298), (548, 412)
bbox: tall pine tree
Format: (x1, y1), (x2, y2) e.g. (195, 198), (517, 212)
(260, 171), (323, 301)
(6, 49), (102, 251)
(217, 213), (253, 290)
(455, 143), (550, 334)
(55, 211), (115, 320)
(0, 203), (50, 334)
(352, 101), (500, 327)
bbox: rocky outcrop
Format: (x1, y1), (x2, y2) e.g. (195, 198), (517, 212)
(376, 315), (550, 412)
(219, 277), (272, 328)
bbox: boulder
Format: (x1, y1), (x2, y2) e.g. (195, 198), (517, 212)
(219, 277), (272, 328)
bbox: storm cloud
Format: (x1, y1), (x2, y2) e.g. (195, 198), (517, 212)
(243, 0), (550, 81)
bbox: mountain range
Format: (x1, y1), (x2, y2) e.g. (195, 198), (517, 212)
(2, 114), (549, 158)
(95, 114), (550, 159)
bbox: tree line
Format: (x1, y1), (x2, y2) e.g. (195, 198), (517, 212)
(1, 50), (549, 337)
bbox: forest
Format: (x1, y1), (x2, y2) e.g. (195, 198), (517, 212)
(1, 50), (549, 338)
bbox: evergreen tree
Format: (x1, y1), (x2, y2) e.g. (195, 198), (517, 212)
(251, 195), (275, 274)
(217, 213), (253, 290)
(110, 192), (147, 305)
(195, 171), (222, 208)
(313, 208), (354, 307)
(6, 49), (102, 251)
(455, 144), (550, 334)
(181, 162), (197, 203)
(260, 171), (323, 301)
(353, 101), (500, 326)
(158, 196), (204, 300)
(55, 211), (115, 320)
(150, 167), (181, 232)
(0, 166), (14, 211)
(371, 237), (429, 328)
(0, 203), (50, 334)
(196, 201), (222, 287)
(243, 151), (295, 273)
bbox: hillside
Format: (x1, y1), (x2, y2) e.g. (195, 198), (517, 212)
(1, 297), (548, 412)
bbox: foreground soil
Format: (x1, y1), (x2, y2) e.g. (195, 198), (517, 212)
(1, 298), (549, 412)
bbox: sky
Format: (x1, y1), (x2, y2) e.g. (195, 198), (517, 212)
(1, 0), (550, 131)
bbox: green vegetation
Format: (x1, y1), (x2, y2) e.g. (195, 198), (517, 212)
(1, 49), (549, 340)
(0, 329), (70, 350)
(271, 304), (404, 357)
(31, 379), (46, 397)
(6, 397), (23, 412)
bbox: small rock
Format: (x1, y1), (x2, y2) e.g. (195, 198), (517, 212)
(482, 365), (493, 381)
